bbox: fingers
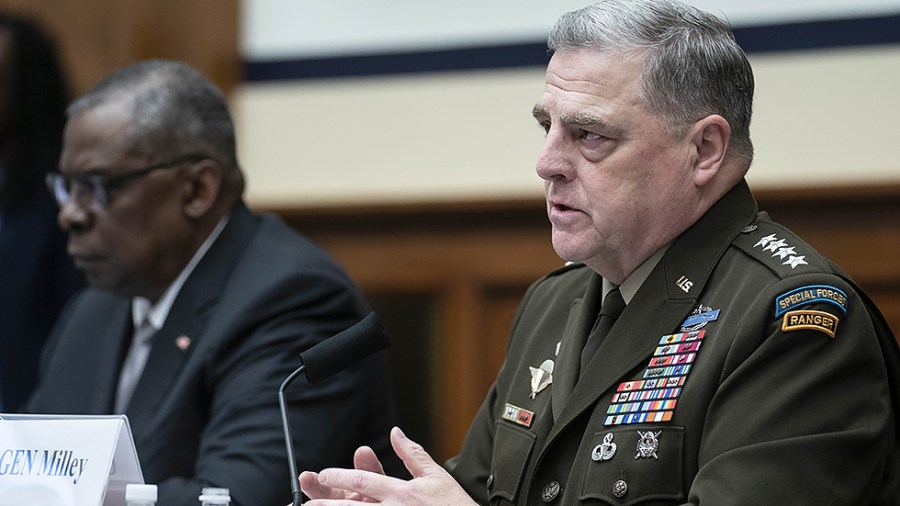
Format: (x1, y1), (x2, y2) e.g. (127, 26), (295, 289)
(353, 445), (385, 475)
(315, 467), (399, 500)
(300, 443), (391, 502)
(389, 426), (438, 479)
(299, 471), (344, 500)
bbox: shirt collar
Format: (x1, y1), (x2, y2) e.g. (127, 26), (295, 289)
(608, 243), (671, 304)
(131, 216), (230, 330)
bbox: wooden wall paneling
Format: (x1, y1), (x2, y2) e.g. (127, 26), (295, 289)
(0, 0), (239, 96)
(436, 281), (531, 459)
(480, 285), (525, 399)
(437, 276), (484, 460)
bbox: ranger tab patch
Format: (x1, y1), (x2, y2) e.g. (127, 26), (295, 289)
(782, 309), (840, 338)
(775, 285), (848, 317)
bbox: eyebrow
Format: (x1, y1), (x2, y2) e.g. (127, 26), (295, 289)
(60, 168), (116, 179)
(532, 104), (625, 137)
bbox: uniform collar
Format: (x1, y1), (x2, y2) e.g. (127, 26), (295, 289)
(612, 244), (670, 304)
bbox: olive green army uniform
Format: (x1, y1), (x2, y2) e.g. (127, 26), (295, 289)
(448, 180), (900, 505)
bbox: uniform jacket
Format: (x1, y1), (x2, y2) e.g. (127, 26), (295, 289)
(449, 180), (900, 505)
(27, 201), (402, 506)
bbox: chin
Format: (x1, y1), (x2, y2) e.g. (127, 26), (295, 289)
(551, 240), (589, 265)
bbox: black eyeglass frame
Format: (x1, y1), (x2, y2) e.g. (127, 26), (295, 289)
(46, 153), (209, 211)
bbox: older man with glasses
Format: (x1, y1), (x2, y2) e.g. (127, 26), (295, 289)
(45, 153), (209, 213)
(27, 59), (404, 506)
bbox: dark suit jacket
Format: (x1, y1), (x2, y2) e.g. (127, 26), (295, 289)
(28, 202), (402, 506)
(449, 180), (900, 505)
(0, 189), (83, 412)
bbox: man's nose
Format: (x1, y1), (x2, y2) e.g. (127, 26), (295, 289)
(57, 194), (92, 232)
(535, 129), (573, 181)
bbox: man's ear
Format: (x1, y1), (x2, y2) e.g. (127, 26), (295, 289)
(690, 114), (730, 188)
(182, 159), (222, 219)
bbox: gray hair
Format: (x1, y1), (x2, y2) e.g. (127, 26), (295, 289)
(68, 59), (245, 194)
(549, 0), (754, 164)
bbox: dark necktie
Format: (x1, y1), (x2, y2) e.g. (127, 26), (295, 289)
(580, 287), (626, 374)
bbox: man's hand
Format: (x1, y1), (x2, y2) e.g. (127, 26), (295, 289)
(301, 427), (477, 505)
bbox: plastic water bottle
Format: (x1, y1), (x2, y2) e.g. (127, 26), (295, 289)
(199, 487), (231, 505)
(125, 484), (158, 506)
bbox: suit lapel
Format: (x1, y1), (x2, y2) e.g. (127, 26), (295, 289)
(92, 300), (133, 413)
(125, 301), (209, 423)
(125, 202), (258, 425)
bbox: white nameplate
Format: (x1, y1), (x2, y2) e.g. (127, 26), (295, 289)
(0, 414), (143, 506)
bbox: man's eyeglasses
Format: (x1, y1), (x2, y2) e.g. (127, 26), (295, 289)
(46, 153), (209, 212)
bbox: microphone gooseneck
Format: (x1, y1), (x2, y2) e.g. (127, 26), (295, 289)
(279, 365), (308, 506)
(279, 311), (391, 506)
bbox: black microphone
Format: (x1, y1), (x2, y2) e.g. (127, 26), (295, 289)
(278, 311), (391, 506)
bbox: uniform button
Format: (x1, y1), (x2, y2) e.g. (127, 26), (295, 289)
(613, 479), (628, 498)
(541, 480), (561, 502)
(486, 474), (493, 489)
(740, 224), (758, 234)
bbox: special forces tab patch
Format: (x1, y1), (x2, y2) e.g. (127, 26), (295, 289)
(782, 309), (840, 338)
(775, 285), (848, 317)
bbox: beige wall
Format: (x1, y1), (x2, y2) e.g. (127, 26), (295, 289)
(234, 44), (900, 209)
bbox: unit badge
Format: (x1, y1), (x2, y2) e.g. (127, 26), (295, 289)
(635, 430), (661, 459)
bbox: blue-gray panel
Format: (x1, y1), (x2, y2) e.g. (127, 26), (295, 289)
(244, 14), (900, 82)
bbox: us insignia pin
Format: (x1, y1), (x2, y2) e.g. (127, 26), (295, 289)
(529, 359), (554, 399)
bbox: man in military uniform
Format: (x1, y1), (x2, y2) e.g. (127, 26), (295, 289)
(299, 1), (900, 504)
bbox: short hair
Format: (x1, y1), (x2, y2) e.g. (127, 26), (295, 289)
(68, 59), (245, 194)
(549, 0), (754, 164)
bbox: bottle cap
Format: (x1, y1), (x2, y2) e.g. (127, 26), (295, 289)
(125, 483), (158, 501)
(199, 487), (231, 503)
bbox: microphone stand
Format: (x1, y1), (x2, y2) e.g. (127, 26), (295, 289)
(279, 364), (307, 506)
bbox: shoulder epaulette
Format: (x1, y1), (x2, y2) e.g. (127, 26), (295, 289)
(544, 261), (587, 279)
(732, 220), (831, 278)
